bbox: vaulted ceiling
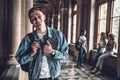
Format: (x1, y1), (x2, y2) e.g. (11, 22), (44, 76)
(33, 0), (60, 16)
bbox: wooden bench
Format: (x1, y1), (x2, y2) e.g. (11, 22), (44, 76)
(88, 49), (117, 77)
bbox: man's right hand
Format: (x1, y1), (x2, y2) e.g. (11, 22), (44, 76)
(31, 41), (40, 57)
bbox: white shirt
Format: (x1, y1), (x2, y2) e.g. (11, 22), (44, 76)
(37, 32), (51, 78)
(79, 35), (87, 49)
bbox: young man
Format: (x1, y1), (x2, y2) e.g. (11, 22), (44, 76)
(76, 29), (87, 67)
(15, 6), (69, 80)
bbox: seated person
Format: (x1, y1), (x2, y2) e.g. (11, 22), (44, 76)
(89, 32), (108, 70)
(91, 33), (117, 74)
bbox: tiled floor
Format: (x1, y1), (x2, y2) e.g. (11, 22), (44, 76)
(58, 57), (114, 80)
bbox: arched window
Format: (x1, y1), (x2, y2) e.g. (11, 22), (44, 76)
(96, 0), (120, 51)
(97, 3), (108, 41)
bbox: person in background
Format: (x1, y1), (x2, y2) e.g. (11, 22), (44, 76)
(89, 32), (108, 70)
(91, 33), (117, 75)
(76, 29), (87, 68)
(15, 6), (69, 80)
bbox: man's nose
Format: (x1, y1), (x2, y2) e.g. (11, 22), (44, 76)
(35, 17), (39, 21)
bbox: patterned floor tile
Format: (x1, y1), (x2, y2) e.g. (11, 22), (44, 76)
(59, 57), (114, 80)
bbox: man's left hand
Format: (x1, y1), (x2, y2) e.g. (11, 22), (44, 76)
(43, 40), (54, 54)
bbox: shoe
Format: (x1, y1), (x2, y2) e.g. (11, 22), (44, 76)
(95, 71), (102, 75)
(87, 66), (93, 70)
(80, 64), (84, 67)
(74, 65), (79, 68)
(91, 68), (98, 74)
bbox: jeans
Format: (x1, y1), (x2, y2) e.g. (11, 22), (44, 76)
(96, 50), (114, 70)
(92, 51), (103, 68)
(77, 47), (86, 66)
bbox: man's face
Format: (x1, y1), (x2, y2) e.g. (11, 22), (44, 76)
(29, 10), (46, 27)
(83, 31), (86, 36)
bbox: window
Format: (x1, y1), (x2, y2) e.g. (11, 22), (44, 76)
(97, 3), (108, 41)
(111, 0), (120, 46)
(96, 0), (120, 51)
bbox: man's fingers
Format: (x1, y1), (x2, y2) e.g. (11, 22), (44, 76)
(46, 40), (51, 46)
(32, 41), (40, 48)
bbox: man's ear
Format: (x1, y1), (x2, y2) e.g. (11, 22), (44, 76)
(43, 15), (46, 20)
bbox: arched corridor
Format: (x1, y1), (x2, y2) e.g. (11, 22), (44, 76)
(0, 0), (120, 80)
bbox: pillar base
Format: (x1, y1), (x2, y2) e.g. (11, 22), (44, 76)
(6, 54), (18, 66)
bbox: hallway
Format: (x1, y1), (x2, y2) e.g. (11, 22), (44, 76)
(59, 56), (114, 80)
(0, 56), (115, 80)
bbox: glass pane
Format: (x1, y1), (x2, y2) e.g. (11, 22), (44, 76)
(112, 18), (119, 43)
(99, 3), (108, 19)
(98, 19), (106, 41)
(97, 3), (107, 43)
(99, 19), (106, 33)
(113, 0), (120, 17)
(112, 18), (119, 52)
(112, 0), (120, 51)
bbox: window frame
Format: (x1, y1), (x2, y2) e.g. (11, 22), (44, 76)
(94, 0), (119, 50)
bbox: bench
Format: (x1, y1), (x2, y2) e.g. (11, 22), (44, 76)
(88, 49), (117, 77)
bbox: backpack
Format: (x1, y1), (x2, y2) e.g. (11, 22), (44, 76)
(75, 41), (81, 50)
(75, 38), (82, 50)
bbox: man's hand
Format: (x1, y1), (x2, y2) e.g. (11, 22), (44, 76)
(31, 41), (40, 57)
(43, 40), (54, 54)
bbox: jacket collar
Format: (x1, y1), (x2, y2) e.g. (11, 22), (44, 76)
(32, 26), (52, 40)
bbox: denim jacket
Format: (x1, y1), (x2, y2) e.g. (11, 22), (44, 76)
(15, 27), (69, 80)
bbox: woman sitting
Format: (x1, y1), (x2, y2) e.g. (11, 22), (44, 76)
(91, 33), (117, 74)
(89, 32), (108, 70)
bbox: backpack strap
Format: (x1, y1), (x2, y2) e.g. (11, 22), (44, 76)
(27, 33), (35, 43)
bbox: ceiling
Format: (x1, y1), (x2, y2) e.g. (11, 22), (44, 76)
(33, 0), (60, 16)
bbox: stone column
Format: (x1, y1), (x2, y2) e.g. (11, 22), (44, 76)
(60, 8), (69, 40)
(52, 14), (58, 29)
(60, 8), (64, 32)
(86, 0), (95, 60)
(88, 0), (95, 50)
(25, 0), (33, 33)
(68, 0), (72, 43)
(47, 15), (52, 27)
(76, 0), (82, 38)
(7, 0), (21, 66)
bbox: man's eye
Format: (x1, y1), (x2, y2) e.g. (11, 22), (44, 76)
(38, 16), (41, 18)
(31, 17), (36, 21)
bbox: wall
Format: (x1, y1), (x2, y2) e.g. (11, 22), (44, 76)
(0, 0), (5, 64)
(69, 44), (78, 61)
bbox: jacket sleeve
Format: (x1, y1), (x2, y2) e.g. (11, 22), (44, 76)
(52, 32), (69, 60)
(15, 35), (34, 65)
